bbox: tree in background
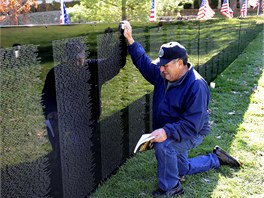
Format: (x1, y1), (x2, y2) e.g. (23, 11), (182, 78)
(67, 0), (193, 23)
(67, 0), (150, 23)
(42, 0), (47, 11)
(0, 0), (38, 25)
(218, 0), (222, 9)
(230, 0), (238, 15)
(156, 0), (193, 17)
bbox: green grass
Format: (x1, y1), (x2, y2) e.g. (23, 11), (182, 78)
(90, 31), (264, 198)
(1, 24), (117, 48)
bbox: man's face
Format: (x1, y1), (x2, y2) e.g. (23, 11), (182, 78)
(159, 59), (181, 82)
(76, 52), (86, 66)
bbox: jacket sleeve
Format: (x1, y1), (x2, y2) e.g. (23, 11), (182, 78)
(128, 41), (160, 85)
(163, 80), (210, 142)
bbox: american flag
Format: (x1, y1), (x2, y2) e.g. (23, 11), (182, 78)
(60, 0), (70, 25)
(196, 0), (215, 20)
(149, 0), (156, 22)
(220, 0), (233, 18)
(240, 0), (247, 17)
(249, 0), (259, 9)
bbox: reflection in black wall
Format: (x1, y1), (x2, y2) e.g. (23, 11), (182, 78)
(99, 93), (153, 181)
(1, 27), (153, 198)
(1, 45), (50, 197)
(50, 28), (144, 197)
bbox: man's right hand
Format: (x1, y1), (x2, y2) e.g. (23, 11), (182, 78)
(150, 128), (168, 143)
(122, 21), (135, 45)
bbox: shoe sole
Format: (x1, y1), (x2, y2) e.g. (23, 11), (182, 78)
(214, 146), (241, 167)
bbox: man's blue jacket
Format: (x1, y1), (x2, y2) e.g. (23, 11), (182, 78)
(128, 41), (210, 142)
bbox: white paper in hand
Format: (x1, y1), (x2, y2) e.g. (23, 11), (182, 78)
(134, 134), (155, 153)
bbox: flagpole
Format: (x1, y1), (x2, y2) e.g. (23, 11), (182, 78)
(262, 0), (263, 14)
(154, 0), (156, 22)
(228, 0), (230, 16)
(246, 0), (248, 15)
(60, 0), (64, 24)
(149, 0), (157, 22)
(257, 0), (260, 15)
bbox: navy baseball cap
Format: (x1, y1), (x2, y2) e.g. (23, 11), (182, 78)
(152, 42), (187, 67)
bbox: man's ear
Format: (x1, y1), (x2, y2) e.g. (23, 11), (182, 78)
(177, 59), (184, 67)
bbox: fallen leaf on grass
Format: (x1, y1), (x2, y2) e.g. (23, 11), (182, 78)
(228, 111), (236, 115)
(202, 178), (210, 183)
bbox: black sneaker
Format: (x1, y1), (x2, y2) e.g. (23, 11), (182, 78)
(213, 146), (241, 167)
(152, 182), (184, 197)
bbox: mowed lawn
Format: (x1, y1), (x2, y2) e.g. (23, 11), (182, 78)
(90, 31), (264, 198)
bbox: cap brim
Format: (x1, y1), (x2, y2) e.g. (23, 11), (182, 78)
(152, 57), (173, 67)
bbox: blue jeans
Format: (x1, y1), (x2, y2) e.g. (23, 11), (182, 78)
(154, 134), (220, 191)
